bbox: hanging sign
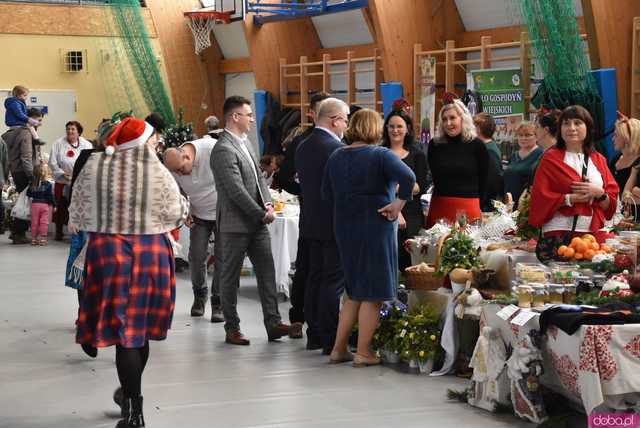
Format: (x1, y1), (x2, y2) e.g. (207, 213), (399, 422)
(471, 68), (525, 117)
(419, 56), (437, 145)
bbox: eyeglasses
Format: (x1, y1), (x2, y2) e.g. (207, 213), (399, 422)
(330, 115), (348, 124)
(234, 112), (254, 118)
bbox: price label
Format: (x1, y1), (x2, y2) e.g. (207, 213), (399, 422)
(510, 310), (537, 326)
(496, 304), (520, 320)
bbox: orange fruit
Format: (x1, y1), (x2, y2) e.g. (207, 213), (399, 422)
(564, 247), (575, 258)
(582, 234), (597, 243)
(574, 252), (584, 260)
(570, 237), (582, 248)
(596, 250), (605, 255)
(557, 245), (568, 256)
(590, 242), (600, 251)
(584, 249), (596, 260)
(575, 241), (589, 254)
(601, 244), (612, 253)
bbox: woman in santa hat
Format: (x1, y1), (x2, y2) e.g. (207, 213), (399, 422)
(68, 115), (188, 428)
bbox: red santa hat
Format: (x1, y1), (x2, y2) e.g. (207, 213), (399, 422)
(104, 116), (154, 155)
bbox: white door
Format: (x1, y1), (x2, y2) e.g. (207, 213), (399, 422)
(0, 89), (77, 155)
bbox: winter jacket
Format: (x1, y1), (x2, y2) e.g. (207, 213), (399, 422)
(2, 127), (38, 178)
(0, 137), (8, 187)
(4, 97), (29, 127)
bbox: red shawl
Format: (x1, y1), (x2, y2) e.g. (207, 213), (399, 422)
(529, 147), (618, 231)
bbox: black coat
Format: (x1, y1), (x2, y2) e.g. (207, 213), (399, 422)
(295, 128), (344, 240)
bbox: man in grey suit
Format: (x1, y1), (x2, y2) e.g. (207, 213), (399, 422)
(211, 96), (290, 345)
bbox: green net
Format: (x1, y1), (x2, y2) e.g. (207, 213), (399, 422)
(515, 0), (606, 151)
(107, 0), (175, 124)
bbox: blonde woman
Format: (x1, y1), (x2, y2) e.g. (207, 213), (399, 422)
(322, 109), (415, 367)
(426, 98), (489, 227)
(503, 121), (543, 209)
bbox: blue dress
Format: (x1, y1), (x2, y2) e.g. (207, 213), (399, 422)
(322, 145), (416, 301)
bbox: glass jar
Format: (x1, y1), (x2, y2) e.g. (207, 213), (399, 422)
(517, 285), (533, 308)
(530, 284), (547, 308)
(547, 284), (565, 304)
(592, 274), (607, 289)
(549, 262), (579, 285)
(563, 284), (577, 304)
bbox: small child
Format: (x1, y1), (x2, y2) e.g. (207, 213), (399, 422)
(26, 163), (55, 245)
(5, 85), (41, 143)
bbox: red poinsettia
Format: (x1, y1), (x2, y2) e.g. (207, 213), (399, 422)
(66, 150), (75, 158)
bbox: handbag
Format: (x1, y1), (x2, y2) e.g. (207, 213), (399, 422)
(11, 188), (32, 221)
(535, 152), (589, 263)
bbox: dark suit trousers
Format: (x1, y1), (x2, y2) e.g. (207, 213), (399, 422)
(289, 236), (309, 324)
(304, 239), (344, 351)
(216, 227), (282, 334)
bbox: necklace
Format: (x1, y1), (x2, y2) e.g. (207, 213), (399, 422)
(68, 139), (80, 149)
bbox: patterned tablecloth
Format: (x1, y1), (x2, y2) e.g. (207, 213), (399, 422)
(482, 303), (640, 414)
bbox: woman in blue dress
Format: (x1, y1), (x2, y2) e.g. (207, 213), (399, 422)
(322, 109), (416, 367)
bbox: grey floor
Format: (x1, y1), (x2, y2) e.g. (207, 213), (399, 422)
(0, 236), (533, 428)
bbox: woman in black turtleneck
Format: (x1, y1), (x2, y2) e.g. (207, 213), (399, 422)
(426, 99), (489, 227)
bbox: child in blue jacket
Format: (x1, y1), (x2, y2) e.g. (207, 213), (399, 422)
(5, 85), (41, 142)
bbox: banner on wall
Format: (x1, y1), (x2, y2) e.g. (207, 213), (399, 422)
(419, 56), (437, 145)
(472, 68), (525, 117)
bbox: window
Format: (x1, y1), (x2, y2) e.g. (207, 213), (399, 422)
(61, 50), (87, 73)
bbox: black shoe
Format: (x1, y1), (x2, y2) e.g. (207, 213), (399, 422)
(116, 396), (145, 427)
(113, 387), (124, 417)
(81, 343), (98, 358)
(11, 235), (30, 245)
(190, 295), (206, 317)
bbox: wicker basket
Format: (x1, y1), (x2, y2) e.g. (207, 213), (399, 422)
(404, 234), (448, 291)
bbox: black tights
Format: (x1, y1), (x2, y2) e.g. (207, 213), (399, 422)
(115, 342), (150, 399)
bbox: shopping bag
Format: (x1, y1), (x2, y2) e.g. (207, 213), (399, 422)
(11, 189), (31, 221)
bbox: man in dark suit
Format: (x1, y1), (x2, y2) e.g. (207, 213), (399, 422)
(295, 98), (349, 354)
(275, 92), (330, 340)
(211, 96), (290, 346)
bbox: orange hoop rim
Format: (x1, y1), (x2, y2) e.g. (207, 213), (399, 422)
(183, 8), (232, 23)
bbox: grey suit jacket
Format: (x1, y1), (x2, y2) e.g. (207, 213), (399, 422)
(211, 130), (271, 233)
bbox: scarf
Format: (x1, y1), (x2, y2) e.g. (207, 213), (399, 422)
(68, 144), (188, 234)
(65, 231), (87, 290)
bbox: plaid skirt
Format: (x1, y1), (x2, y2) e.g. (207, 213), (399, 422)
(76, 233), (176, 348)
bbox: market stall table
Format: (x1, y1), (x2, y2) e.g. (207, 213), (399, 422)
(481, 303), (640, 415)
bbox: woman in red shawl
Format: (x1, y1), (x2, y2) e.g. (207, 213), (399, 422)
(530, 105), (618, 243)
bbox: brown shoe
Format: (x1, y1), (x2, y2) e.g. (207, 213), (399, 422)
(329, 350), (354, 364)
(353, 353), (381, 368)
(288, 322), (303, 339)
(267, 323), (290, 341)
(225, 331), (250, 346)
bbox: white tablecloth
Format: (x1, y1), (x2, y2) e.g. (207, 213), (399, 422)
(267, 213), (299, 297)
(482, 304), (640, 414)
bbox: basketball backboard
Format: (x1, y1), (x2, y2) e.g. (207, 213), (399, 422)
(200, 0), (244, 21)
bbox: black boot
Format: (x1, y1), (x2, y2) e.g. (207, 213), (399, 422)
(113, 387), (124, 417)
(190, 289), (207, 317)
(81, 343), (98, 358)
(116, 396), (145, 427)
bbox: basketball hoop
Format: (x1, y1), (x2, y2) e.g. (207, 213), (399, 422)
(184, 8), (231, 55)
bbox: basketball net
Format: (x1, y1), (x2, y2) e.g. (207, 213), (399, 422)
(186, 16), (217, 55)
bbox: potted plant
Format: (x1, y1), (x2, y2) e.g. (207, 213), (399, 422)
(399, 304), (442, 374)
(373, 301), (407, 363)
(437, 223), (481, 294)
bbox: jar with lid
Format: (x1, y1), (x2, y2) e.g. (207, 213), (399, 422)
(516, 285), (533, 308)
(530, 283), (547, 308)
(547, 284), (565, 304)
(549, 262), (579, 285)
(563, 284), (577, 304)
(592, 274), (607, 289)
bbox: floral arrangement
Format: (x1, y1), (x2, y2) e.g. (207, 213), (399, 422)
(373, 301), (407, 353)
(398, 304), (442, 363)
(515, 189), (540, 240)
(437, 223), (481, 277)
